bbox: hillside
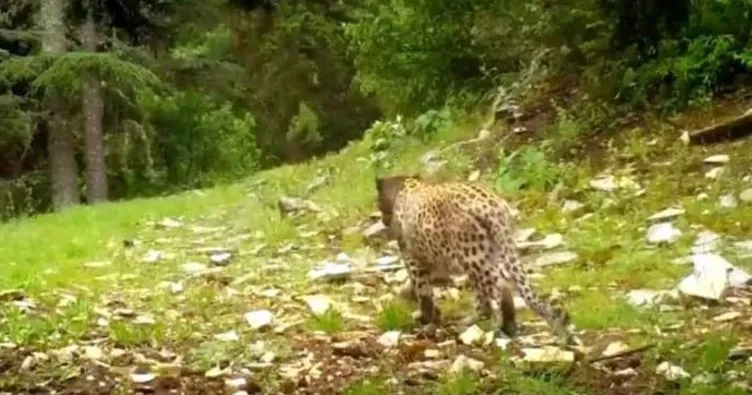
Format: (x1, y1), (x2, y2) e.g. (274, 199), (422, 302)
(2, 94), (752, 394)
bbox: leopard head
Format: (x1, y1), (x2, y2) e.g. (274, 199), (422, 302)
(375, 174), (420, 227)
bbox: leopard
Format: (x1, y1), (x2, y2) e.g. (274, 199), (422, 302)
(375, 174), (575, 343)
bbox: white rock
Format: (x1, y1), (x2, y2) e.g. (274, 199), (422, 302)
(740, 188), (752, 203)
(301, 295), (333, 316)
(515, 228), (537, 242)
(521, 346), (575, 363)
(712, 311), (742, 322)
(83, 346), (104, 360)
(131, 372), (156, 384)
(656, 361), (690, 381)
(719, 194), (738, 209)
(244, 310), (274, 329)
(533, 251), (578, 267)
(589, 176), (618, 191)
(181, 262), (208, 274)
(691, 231), (721, 254)
(377, 331), (401, 348)
(602, 341), (629, 357)
(134, 315), (156, 325)
(562, 200), (584, 213)
(158, 218), (183, 228)
(677, 253), (751, 301)
(495, 338), (512, 350)
(647, 207), (685, 221)
(517, 233), (564, 250)
(613, 368), (638, 377)
(624, 289), (675, 308)
(142, 250), (163, 263)
(449, 355), (485, 374)
(308, 262), (352, 281)
(459, 325), (486, 345)
(703, 154), (729, 164)
(363, 221), (388, 238)
(646, 222), (682, 244)
(424, 349), (441, 359)
(467, 170), (480, 182)
(214, 330), (240, 342)
(225, 377), (248, 390)
(375, 255), (400, 266)
(210, 253), (233, 265)
(705, 167), (725, 179)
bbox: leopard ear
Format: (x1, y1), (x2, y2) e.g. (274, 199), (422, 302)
(375, 175), (385, 190)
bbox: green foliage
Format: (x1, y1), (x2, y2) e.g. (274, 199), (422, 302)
(495, 147), (562, 194)
(33, 52), (162, 100)
(139, 91), (261, 192)
(0, 94), (32, 147)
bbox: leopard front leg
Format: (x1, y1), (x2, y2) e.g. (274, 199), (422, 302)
(404, 256), (441, 326)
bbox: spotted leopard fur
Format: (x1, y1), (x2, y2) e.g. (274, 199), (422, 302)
(376, 174), (573, 341)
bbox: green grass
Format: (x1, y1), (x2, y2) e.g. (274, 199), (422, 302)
(2, 108), (752, 393)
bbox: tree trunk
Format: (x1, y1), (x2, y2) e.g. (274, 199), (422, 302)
(81, 3), (107, 203)
(41, 0), (80, 209)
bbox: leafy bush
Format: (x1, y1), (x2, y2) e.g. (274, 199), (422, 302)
(137, 91), (261, 192)
(495, 147), (562, 194)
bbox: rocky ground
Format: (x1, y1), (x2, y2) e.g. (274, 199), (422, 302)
(2, 102), (752, 394)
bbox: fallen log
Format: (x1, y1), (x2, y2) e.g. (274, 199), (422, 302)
(688, 108), (752, 145)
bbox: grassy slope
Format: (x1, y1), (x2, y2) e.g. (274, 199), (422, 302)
(1, 103), (752, 394)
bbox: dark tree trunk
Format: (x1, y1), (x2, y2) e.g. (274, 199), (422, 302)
(41, 0), (80, 210)
(82, 3), (108, 203)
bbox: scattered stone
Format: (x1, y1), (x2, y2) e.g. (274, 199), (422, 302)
(613, 368), (638, 377)
(495, 338), (512, 350)
(225, 377), (248, 391)
(210, 252), (233, 266)
(449, 355), (485, 374)
(602, 341), (630, 357)
(589, 175), (640, 192)
(517, 233), (564, 250)
(278, 196), (321, 215)
(515, 228), (537, 243)
(703, 154), (729, 164)
(712, 311), (742, 322)
(740, 188), (752, 203)
(625, 289), (676, 308)
(308, 261), (352, 281)
(467, 170), (480, 182)
(215, 330), (240, 342)
(181, 262), (208, 274)
(719, 194), (738, 209)
(134, 315), (156, 325)
(363, 222), (388, 238)
(157, 217), (182, 228)
(656, 361), (690, 381)
(678, 253), (751, 301)
(692, 231), (721, 254)
(705, 167), (725, 179)
(646, 222), (681, 244)
(301, 294), (333, 316)
(377, 331), (401, 348)
(131, 372), (156, 384)
(424, 349), (441, 359)
(533, 251), (578, 268)
(647, 207), (685, 221)
(521, 346), (575, 363)
(562, 200), (584, 213)
(459, 325), (486, 345)
(244, 310), (274, 330)
(83, 261), (111, 268)
(205, 366), (230, 378)
(142, 250), (163, 263)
